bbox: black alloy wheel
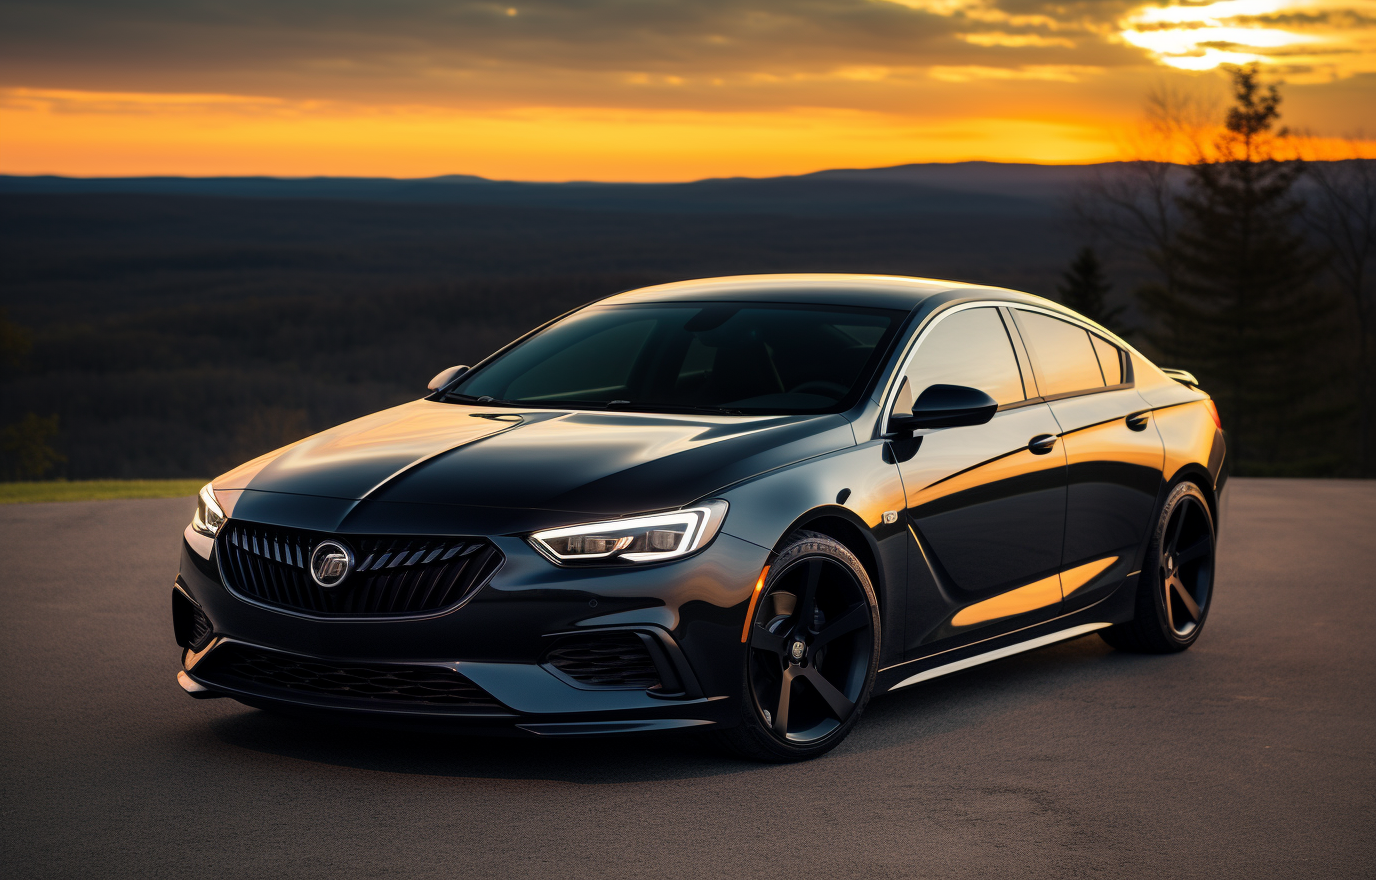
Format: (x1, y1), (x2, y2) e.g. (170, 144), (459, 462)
(1102, 481), (1216, 654)
(714, 531), (880, 761)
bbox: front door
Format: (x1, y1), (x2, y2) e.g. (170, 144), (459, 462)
(895, 306), (1068, 654)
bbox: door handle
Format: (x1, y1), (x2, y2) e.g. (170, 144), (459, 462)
(1028, 434), (1058, 455)
(1126, 411), (1151, 432)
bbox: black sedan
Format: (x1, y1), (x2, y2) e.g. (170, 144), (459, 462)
(173, 274), (1226, 761)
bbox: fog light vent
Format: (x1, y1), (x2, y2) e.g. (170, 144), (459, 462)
(544, 632), (662, 690)
(172, 589), (213, 651)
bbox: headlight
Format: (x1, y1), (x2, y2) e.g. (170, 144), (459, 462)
(530, 500), (728, 565)
(191, 483), (227, 538)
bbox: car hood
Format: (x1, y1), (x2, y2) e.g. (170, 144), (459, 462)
(217, 399), (854, 517)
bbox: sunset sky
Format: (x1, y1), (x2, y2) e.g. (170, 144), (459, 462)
(1, 0), (1374, 181)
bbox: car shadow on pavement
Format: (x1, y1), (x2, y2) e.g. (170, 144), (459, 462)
(202, 633), (1169, 783)
(205, 708), (755, 782)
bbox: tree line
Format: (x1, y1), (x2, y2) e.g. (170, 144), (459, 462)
(0, 190), (1071, 483)
(1063, 64), (1375, 476)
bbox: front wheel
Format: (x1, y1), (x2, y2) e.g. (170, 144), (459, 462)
(1101, 480), (1217, 654)
(713, 531), (880, 762)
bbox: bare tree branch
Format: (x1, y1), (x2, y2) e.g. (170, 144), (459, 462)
(1297, 134), (1376, 472)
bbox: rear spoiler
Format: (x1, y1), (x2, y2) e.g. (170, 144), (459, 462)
(1161, 368), (1200, 388)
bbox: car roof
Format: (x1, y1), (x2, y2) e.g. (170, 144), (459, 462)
(600, 274), (1025, 311)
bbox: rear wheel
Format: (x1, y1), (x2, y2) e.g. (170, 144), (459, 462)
(1101, 481), (1216, 654)
(713, 531), (880, 762)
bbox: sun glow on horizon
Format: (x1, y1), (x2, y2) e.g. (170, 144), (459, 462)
(0, 87), (1124, 181)
(0, 0), (1370, 179)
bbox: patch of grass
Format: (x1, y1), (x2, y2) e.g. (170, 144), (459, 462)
(0, 479), (206, 504)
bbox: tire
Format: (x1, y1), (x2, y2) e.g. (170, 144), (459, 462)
(1101, 480), (1217, 654)
(712, 530), (881, 762)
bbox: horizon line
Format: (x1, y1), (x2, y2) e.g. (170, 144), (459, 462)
(0, 158), (1151, 187)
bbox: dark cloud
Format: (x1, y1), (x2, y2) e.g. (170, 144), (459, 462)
(0, 0), (1146, 105)
(1235, 10), (1376, 27)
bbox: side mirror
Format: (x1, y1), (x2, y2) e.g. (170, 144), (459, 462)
(427, 365), (469, 391)
(889, 383), (998, 432)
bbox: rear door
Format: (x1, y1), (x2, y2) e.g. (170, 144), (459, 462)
(894, 306), (1068, 654)
(1008, 309), (1164, 610)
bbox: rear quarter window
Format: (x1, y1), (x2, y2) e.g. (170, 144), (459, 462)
(1090, 335), (1125, 385)
(1013, 310), (1106, 397)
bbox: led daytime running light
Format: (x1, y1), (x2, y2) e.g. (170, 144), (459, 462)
(191, 483), (227, 538)
(530, 502), (727, 565)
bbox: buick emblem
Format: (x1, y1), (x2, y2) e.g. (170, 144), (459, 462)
(310, 540), (353, 588)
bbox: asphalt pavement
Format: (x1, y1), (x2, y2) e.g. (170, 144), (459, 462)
(1, 479), (1373, 879)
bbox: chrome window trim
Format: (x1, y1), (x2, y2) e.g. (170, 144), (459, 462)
(998, 305), (1040, 400)
(1005, 304), (1136, 398)
(873, 300), (1029, 438)
(1006, 302), (1132, 348)
(873, 300), (1136, 438)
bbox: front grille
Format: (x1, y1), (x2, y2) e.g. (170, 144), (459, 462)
(198, 644), (504, 709)
(217, 521), (502, 617)
(545, 632), (662, 689)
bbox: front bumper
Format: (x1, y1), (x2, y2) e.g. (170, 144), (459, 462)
(175, 523), (769, 735)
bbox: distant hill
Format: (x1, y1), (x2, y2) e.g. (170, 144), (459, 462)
(0, 161), (1143, 479)
(0, 161), (1115, 216)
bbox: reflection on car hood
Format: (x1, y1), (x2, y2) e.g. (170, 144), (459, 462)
(216, 399), (855, 515)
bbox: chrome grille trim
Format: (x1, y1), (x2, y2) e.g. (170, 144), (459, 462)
(216, 521), (503, 618)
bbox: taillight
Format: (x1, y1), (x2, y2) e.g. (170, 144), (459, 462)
(1204, 399), (1222, 430)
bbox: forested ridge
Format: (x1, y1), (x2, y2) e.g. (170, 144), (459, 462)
(0, 187), (1078, 479)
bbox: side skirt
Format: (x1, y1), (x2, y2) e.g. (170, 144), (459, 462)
(883, 622), (1110, 693)
(875, 587), (1133, 695)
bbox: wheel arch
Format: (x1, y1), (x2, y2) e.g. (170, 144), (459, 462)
(1128, 466), (1218, 581)
(1166, 465), (1219, 528)
(771, 507), (886, 616)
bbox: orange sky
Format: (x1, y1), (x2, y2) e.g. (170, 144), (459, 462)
(1, 0), (1373, 181)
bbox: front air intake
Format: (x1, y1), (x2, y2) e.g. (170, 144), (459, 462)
(196, 644), (505, 710)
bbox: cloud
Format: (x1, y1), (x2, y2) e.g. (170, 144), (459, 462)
(958, 32), (1079, 47)
(0, 0), (1154, 106)
(0, 0), (1369, 128)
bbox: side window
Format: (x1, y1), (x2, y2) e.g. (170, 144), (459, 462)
(1090, 334), (1124, 385)
(1013, 310), (1106, 397)
(903, 307), (1026, 407)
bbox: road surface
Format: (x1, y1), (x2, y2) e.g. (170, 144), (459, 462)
(1, 479), (1372, 878)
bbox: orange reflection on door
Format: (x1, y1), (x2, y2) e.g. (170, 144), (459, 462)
(950, 573), (1062, 628)
(1059, 555), (1120, 599)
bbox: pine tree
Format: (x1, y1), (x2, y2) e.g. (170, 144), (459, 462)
(1057, 247), (1124, 333)
(1139, 64), (1336, 474)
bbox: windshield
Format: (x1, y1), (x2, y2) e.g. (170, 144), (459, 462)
(445, 302), (906, 414)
